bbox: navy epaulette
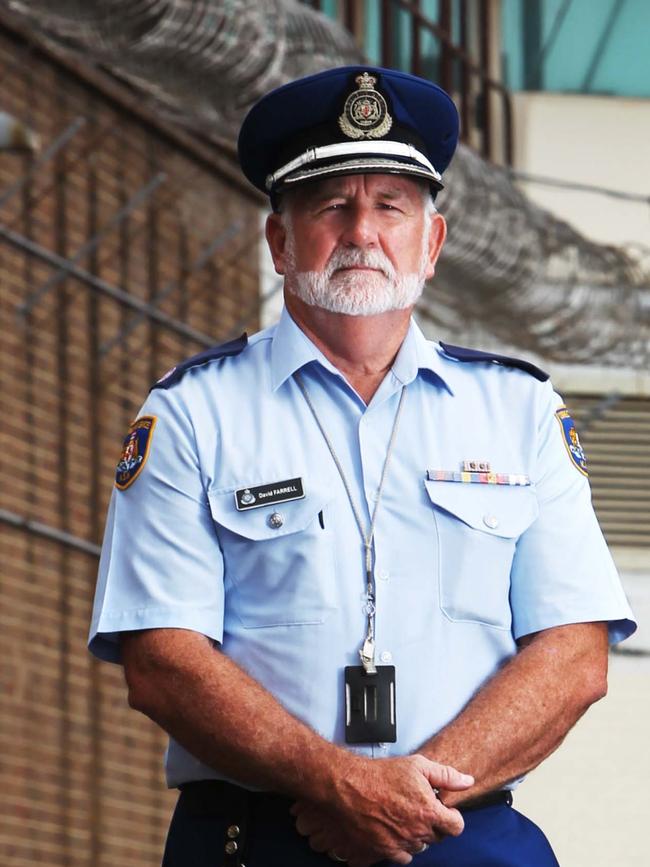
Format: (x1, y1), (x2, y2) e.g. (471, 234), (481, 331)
(439, 342), (549, 382)
(151, 333), (248, 391)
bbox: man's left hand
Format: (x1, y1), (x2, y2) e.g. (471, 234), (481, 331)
(290, 755), (471, 867)
(292, 799), (437, 866)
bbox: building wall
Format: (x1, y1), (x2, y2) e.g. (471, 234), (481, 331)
(504, 70), (649, 866)
(514, 653), (650, 867)
(512, 91), (650, 248)
(0, 19), (262, 867)
(501, 0), (650, 98)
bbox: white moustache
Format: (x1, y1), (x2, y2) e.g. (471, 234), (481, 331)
(325, 247), (396, 280)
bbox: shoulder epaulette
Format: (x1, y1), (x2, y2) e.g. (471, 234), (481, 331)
(151, 333), (248, 391)
(439, 342), (549, 382)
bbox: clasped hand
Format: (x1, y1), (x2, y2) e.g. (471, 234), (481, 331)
(291, 754), (473, 866)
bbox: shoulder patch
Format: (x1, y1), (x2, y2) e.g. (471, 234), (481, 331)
(439, 342), (549, 382)
(115, 415), (157, 490)
(151, 334), (248, 391)
(555, 406), (588, 476)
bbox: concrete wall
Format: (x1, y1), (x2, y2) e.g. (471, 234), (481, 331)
(515, 652), (650, 867)
(512, 91), (650, 249)
(510, 92), (649, 864)
(512, 547), (649, 865)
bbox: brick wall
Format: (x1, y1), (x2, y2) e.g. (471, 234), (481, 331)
(0, 18), (263, 866)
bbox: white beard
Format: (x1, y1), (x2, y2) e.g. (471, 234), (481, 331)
(284, 235), (430, 317)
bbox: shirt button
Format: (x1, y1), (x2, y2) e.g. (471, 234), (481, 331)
(267, 512), (284, 529)
(378, 569), (390, 581)
(380, 650), (392, 663)
(483, 514), (499, 529)
(226, 825), (240, 839)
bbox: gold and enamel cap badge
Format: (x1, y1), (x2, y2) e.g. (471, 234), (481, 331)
(238, 65), (460, 199)
(338, 72), (393, 140)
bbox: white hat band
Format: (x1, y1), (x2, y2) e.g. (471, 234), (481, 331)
(265, 140), (441, 190)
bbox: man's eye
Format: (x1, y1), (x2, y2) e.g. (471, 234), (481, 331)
(315, 202), (343, 213)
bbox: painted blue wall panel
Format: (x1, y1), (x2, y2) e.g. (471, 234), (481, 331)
(501, 0), (650, 98)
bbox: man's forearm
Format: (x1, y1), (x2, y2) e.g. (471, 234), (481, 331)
(121, 627), (347, 801)
(121, 627), (475, 865)
(418, 622), (609, 805)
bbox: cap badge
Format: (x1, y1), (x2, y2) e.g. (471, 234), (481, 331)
(338, 72), (393, 140)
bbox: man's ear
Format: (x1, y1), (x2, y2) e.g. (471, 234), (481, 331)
(424, 212), (447, 280)
(265, 212), (288, 275)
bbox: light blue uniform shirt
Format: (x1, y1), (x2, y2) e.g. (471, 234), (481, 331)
(89, 307), (635, 788)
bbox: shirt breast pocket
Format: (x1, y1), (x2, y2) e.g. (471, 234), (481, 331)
(424, 480), (539, 630)
(207, 487), (337, 628)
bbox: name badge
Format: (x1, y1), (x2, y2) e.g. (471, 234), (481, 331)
(235, 477), (305, 510)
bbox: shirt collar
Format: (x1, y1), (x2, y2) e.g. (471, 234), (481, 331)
(390, 317), (453, 393)
(270, 306), (453, 394)
(270, 306), (341, 390)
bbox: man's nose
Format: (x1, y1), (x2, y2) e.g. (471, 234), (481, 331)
(339, 206), (378, 247)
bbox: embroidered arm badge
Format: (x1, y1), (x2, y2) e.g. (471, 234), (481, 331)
(115, 415), (157, 490)
(555, 407), (588, 476)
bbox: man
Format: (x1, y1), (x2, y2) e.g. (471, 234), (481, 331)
(89, 67), (635, 867)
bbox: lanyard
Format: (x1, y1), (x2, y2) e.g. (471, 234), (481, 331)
(293, 370), (407, 674)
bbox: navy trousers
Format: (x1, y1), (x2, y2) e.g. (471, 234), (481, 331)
(161, 783), (560, 867)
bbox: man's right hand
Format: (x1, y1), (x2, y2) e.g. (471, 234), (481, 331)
(291, 754), (473, 866)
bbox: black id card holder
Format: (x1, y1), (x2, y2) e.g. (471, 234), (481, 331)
(344, 665), (397, 744)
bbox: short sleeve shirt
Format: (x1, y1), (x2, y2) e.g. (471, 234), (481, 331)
(89, 307), (636, 787)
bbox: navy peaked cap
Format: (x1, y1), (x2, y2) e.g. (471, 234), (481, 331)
(238, 66), (459, 203)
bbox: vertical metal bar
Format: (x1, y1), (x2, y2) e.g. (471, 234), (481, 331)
(117, 128), (132, 420)
(146, 150), (166, 844)
(344, 0), (361, 41)
(411, 0), (422, 75)
(53, 67), (73, 867)
(177, 224), (190, 358)
(523, 0), (543, 90)
(439, 0), (453, 93)
(85, 98), (102, 867)
(207, 257), (219, 340)
(18, 35), (39, 782)
(502, 92), (513, 166)
(381, 0), (393, 68)
(459, 0), (470, 143)
(146, 138), (160, 385)
(479, 0), (492, 160)
(17, 27), (37, 506)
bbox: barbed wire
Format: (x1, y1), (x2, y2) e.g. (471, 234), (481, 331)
(3, 0), (649, 366)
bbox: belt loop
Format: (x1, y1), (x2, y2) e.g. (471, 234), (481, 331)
(222, 785), (249, 867)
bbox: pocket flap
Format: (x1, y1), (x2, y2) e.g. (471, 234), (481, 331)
(208, 484), (333, 541)
(424, 479), (538, 538)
